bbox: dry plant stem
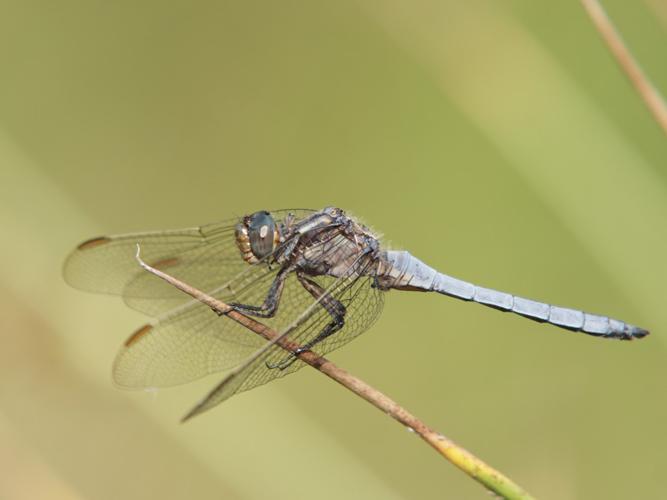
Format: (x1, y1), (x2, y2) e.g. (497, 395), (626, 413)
(135, 247), (536, 500)
(580, 0), (667, 135)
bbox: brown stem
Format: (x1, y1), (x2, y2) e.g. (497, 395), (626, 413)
(134, 245), (536, 499)
(580, 0), (667, 135)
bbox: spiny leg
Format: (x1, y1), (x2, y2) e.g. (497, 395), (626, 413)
(267, 272), (346, 370)
(219, 265), (294, 319)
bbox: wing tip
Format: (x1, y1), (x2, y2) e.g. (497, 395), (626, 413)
(180, 403), (204, 423)
(124, 324), (153, 347)
(77, 236), (112, 250)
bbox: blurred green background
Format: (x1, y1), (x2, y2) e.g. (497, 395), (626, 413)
(1, 0), (665, 498)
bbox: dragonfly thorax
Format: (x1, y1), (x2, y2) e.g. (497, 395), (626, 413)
(281, 208), (381, 280)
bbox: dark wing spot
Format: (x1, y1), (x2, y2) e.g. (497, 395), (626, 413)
(150, 257), (180, 270)
(77, 236), (111, 250)
(124, 324), (153, 347)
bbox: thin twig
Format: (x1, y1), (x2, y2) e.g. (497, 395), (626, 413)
(580, 0), (667, 135)
(135, 245), (536, 500)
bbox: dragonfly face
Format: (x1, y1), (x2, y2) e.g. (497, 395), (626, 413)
(63, 207), (648, 420)
(235, 210), (281, 264)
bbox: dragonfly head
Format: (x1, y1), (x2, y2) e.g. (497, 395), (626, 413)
(235, 211), (281, 264)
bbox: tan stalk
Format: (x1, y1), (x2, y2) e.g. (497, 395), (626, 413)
(136, 245), (536, 500)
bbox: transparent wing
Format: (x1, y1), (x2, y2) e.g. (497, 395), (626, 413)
(63, 209), (315, 316)
(113, 231), (383, 395)
(113, 261), (278, 388)
(182, 252), (385, 419)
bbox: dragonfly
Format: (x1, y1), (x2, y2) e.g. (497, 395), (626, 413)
(64, 207), (649, 420)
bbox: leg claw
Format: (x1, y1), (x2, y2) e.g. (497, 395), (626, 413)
(265, 348), (306, 370)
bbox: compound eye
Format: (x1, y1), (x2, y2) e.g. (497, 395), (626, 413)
(247, 211), (276, 259)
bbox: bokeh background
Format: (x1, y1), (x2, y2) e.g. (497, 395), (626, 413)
(1, 1), (665, 499)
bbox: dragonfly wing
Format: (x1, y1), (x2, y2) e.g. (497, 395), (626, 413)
(113, 261), (278, 388)
(113, 220), (324, 389)
(63, 210), (315, 316)
(182, 250), (384, 420)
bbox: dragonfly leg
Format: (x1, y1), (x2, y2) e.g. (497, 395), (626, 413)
(266, 273), (346, 370)
(224, 265), (293, 319)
